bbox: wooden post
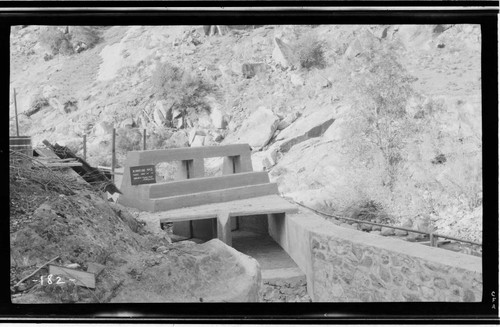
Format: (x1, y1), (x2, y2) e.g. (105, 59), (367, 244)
(217, 211), (232, 246)
(430, 233), (436, 247)
(143, 129), (147, 150)
(13, 88), (19, 137)
(83, 135), (87, 161)
(111, 128), (116, 183)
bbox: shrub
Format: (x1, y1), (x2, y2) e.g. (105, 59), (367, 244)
(146, 129), (174, 150)
(39, 27), (71, 56)
(70, 26), (101, 49)
(293, 34), (327, 70)
(26, 95), (50, 117)
(340, 46), (419, 191)
(151, 63), (214, 124)
(116, 128), (142, 154)
(38, 26), (102, 57)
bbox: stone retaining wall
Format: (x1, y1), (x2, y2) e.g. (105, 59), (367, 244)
(268, 210), (482, 302)
(312, 233), (481, 302)
(259, 276), (311, 302)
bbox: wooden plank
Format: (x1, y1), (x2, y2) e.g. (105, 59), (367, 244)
(153, 183), (279, 212)
(217, 211), (232, 246)
(86, 262), (105, 276)
(48, 265), (96, 289)
(147, 171), (270, 199)
(131, 144), (252, 165)
(40, 162), (83, 167)
(159, 194), (298, 223)
(38, 158), (77, 162)
(34, 147), (60, 158)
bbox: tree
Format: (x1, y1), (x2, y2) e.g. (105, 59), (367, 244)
(341, 47), (419, 191)
(151, 63), (214, 126)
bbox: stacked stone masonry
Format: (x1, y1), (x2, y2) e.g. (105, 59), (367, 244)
(259, 277), (311, 302)
(268, 211), (482, 302)
(311, 234), (482, 302)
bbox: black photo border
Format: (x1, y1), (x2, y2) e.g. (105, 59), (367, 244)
(0, 2), (498, 323)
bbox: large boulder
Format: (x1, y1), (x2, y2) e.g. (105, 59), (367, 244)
(276, 109), (335, 152)
(251, 147), (279, 171)
(272, 37), (299, 69)
(210, 107), (227, 129)
(242, 63), (269, 79)
(277, 111), (301, 131)
(49, 98), (65, 115)
(251, 151), (266, 172)
(94, 121), (114, 136)
(164, 130), (189, 148)
(188, 129), (207, 145)
(191, 135), (206, 147)
(111, 239), (261, 302)
(153, 107), (166, 127)
(290, 72), (305, 86)
(120, 118), (135, 129)
(237, 107), (279, 150)
(344, 29), (380, 58)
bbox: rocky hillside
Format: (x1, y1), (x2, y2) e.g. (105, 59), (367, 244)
(9, 24), (482, 243)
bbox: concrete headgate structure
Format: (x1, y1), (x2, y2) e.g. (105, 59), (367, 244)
(117, 144), (482, 302)
(117, 144), (298, 245)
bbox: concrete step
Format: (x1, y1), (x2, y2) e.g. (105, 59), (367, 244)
(262, 266), (306, 283)
(148, 171), (270, 198)
(152, 183), (279, 211)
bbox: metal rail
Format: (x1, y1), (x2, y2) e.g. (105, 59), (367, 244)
(288, 198), (482, 247)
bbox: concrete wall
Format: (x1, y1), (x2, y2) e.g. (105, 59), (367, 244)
(238, 214), (269, 234)
(268, 211), (482, 302)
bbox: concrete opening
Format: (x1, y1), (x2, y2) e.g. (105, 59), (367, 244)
(230, 214), (310, 302)
(155, 161), (182, 182)
(204, 157), (224, 177)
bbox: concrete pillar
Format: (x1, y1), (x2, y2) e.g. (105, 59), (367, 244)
(217, 211), (232, 246)
(236, 153), (253, 173)
(173, 158), (205, 237)
(190, 159), (205, 178)
(222, 156), (236, 174)
(222, 154), (253, 175)
(267, 213), (288, 250)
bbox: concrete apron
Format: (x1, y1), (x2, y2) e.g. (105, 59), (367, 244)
(231, 229), (310, 302)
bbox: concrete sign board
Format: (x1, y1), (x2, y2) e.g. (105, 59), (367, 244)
(130, 165), (156, 185)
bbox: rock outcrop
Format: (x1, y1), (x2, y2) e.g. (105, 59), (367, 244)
(242, 63), (269, 79)
(275, 109), (335, 153)
(236, 107), (279, 150)
(272, 37), (299, 69)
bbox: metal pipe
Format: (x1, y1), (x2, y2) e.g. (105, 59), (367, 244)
(143, 129), (147, 150)
(290, 199), (482, 247)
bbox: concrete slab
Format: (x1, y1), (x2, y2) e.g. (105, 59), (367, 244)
(261, 267), (305, 281)
(158, 195), (298, 223)
(232, 230), (299, 271)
